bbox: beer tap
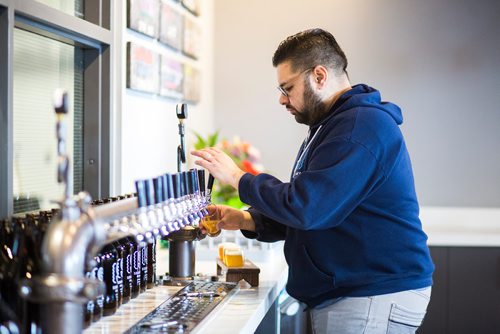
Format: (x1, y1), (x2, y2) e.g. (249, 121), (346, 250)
(145, 179), (161, 237)
(152, 177), (167, 236)
(173, 173), (190, 228)
(182, 171), (201, 224)
(189, 169), (207, 219)
(19, 90), (106, 334)
(135, 180), (155, 242)
(161, 174), (180, 233)
(176, 104), (188, 173)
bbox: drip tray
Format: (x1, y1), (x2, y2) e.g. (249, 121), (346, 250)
(124, 281), (238, 333)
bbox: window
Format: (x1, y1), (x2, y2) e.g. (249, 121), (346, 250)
(35, 0), (84, 18)
(12, 28), (84, 213)
(0, 0), (112, 218)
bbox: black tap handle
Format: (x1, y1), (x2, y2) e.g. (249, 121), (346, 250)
(145, 179), (155, 206)
(135, 180), (147, 208)
(173, 173), (182, 199)
(180, 171), (188, 196)
(164, 174), (174, 200)
(54, 89), (69, 114)
(176, 103), (188, 119)
(197, 169), (206, 193)
(153, 177), (164, 204)
(207, 174), (215, 193)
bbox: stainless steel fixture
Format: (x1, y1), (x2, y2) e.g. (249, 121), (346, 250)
(19, 94), (210, 334)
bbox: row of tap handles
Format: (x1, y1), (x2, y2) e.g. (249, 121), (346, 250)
(105, 169), (214, 243)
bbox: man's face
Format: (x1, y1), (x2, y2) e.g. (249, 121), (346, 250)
(276, 62), (325, 126)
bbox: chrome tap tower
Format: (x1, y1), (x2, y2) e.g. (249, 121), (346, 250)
(19, 94), (211, 334)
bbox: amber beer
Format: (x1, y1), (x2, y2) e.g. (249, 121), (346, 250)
(201, 205), (221, 237)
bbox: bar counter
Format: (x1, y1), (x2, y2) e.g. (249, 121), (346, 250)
(84, 242), (288, 334)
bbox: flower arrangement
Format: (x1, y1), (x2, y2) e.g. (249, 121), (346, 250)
(193, 131), (265, 209)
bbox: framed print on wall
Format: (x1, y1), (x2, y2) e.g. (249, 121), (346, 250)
(183, 63), (200, 103)
(183, 15), (201, 59)
(127, 0), (160, 38)
(160, 55), (183, 99)
(127, 42), (160, 94)
(159, 1), (183, 51)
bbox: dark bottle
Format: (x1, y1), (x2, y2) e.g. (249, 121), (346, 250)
(147, 237), (156, 289)
(118, 238), (132, 304)
(140, 241), (148, 293)
(101, 244), (118, 316)
(92, 254), (104, 322)
(112, 241), (125, 307)
(0, 219), (21, 333)
(23, 213), (44, 334)
(0, 218), (23, 322)
(128, 237), (141, 299)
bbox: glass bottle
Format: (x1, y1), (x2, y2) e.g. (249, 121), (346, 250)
(101, 244), (118, 316)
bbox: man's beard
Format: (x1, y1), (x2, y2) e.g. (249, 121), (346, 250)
(292, 79), (328, 126)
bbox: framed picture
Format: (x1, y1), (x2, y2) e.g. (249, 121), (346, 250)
(127, 0), (160, 38)
(160, 55), (183, 99)
(183, 64), (200, 103)
(127, 42), (160, 94)
(159, 1), (183, 51)
(181, 0), (200, 16)
(183, 16), (201, 59)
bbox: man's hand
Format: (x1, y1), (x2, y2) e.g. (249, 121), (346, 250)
(198, 204), (256, 233)
(217, 205), (255, 232)
(191, 147), (246, 190)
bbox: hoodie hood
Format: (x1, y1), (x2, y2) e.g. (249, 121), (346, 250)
(315, 84), (403, 129)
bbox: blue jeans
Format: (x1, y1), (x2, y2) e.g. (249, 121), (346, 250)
(310, 287), (431, 334)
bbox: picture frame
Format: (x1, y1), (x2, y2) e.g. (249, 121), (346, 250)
(127, 42), (160, 94)
(160, 55), (184, 99)
(183, 63), (200, 103)
(183, 15), (201, 59)
(127, 0), (160, 38)
(159, 1), (183, 51)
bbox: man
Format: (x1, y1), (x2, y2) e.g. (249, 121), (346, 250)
(192, 28), (434, 333)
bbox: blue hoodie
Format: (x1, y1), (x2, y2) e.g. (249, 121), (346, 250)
(239, 84), (434, 307)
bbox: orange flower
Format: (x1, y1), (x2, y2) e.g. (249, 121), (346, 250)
(242, 160), (260, 175)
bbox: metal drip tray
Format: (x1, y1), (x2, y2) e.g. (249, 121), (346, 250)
(125, 281), (238, 333)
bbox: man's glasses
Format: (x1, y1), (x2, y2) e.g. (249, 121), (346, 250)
(277, 67), (314, 97)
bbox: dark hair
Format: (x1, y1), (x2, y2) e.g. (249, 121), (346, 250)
(272, 28), (348, 76)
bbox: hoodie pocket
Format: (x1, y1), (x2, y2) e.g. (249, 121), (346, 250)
(287, 244), (335, 299)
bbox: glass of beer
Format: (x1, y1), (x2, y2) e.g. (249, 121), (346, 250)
(201, 205), (221, 237)
(223, 247), (245, 267)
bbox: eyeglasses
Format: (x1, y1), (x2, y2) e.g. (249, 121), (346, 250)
(277, 67), (314, 97)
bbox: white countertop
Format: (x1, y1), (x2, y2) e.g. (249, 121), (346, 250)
(84, 206), (500, 332)
(421, 206), (500, 246)
(84, 242), (288, 334)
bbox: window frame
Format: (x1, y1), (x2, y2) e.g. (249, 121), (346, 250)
(0, 0), (112, 217)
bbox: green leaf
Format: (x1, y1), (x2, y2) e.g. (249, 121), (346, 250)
(191, 130), (220, 149)
(208, 130), (219, 147)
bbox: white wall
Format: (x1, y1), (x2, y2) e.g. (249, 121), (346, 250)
(214, 0), (500, 207)
(116, 0), (215, 194)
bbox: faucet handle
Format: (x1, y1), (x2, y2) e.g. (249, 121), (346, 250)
(53, 88), (69, 114)
(145, 179), (155, 207)
(163, 174), (174, 200)
(135, 180), (147, 208)
(197, 169), (206, 194)
(153, 177), (164, 204)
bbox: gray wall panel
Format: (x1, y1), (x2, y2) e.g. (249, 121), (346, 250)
(214, 0), (500, 207)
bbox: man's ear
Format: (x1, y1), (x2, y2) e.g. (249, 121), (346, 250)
(312, 65), (328, 86)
